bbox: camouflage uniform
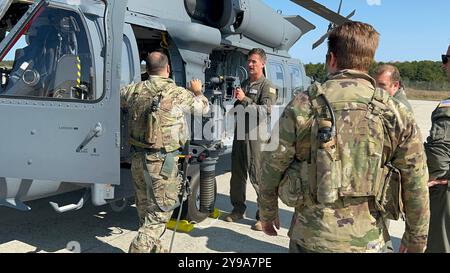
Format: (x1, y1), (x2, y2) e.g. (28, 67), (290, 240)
(384, 87), (412, 252)
(230, 75), (276, 218)
(424, 98), (450, 253)
(259, 70), (430, 253)
(121, 76), (209, 253)
(393, 88), (413, 113)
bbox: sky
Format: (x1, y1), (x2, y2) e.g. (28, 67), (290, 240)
(3, 1), (448, 64)
(262, 0), (450, 64)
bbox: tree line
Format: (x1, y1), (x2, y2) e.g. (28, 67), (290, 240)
(0, 61), (13, 68)
(305, 61), (449, 90)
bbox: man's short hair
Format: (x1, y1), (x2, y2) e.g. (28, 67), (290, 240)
(328, 21), (379, 72)
(373, 64), (401, 83)
(248, 48), (267, 63)
(146, 49), (169, 75)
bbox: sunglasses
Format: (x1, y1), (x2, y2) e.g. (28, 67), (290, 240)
(442, 54), (450, 64)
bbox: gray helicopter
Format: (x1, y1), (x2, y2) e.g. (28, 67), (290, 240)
(0, 0), (352, 222)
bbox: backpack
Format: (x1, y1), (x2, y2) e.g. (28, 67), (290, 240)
(278, 82), (404, 219)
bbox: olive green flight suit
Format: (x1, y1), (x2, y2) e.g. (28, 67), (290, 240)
(229, 75), (276, 218)
(425, 98), (450, 253)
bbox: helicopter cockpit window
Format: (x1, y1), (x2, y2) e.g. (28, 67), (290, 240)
(289, 65), (303, 92)
(0, 6), (94, 100)
(268, 62), (285, 105)
(121, 35), (134, 87)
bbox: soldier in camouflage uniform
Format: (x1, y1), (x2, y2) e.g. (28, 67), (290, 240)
(258, 22), (430, 253)
(373, 64), (413, 252)
(224, 48), (277, 231)
(121, 50), (209, 253)
(424, 46), (450, 253)
(373, 64), (413, 112)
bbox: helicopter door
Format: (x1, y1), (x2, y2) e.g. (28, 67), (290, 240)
(0, 0), (127, 184)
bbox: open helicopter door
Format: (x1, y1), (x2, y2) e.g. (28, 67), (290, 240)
(0, 0), (126, 204)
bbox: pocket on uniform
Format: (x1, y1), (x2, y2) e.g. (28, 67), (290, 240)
(377, 165), (403, 220)
(160, 152), (179, 179)
(164, 178), (181, 208)
(429, 122), (445, 141)
(145, 153), (163, 175)
(151, 176), (180, 211)
(316, 147), (341, 204)
(278, 161), (304, 207)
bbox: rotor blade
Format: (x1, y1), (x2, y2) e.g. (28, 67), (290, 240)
(346, 10), (356, 19)
(312, 8), (356, 50)
(337, 0), (343, 15)
(291, 0), (350, 25)
(312, 31), (330, 49)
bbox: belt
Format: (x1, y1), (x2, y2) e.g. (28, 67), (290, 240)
(129, 137), (165, 153)
(131, 146), (166, 154)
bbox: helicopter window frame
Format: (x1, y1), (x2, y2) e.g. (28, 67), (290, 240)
(120, 34), (134, 88)
(267, 61), (286, 105)
(0, 3), (98, 103)
(289, 64), (303, 92)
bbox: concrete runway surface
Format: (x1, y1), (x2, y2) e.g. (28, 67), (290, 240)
(0, 99), (440, 253)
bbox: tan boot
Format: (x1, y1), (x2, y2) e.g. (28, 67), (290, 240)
(251, 220), (262, 231)
(223, 212), (244, 222)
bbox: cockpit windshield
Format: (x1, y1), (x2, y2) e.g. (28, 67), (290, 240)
(0, 5), (94, 100)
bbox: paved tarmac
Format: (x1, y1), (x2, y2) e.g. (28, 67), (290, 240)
(0, 99), (439, 253)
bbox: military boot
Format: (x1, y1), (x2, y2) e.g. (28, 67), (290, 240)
(223, 211), (244, 222)
(251, 220), (262, 231)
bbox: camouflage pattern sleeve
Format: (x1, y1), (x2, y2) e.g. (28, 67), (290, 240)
(388, 101), (430, 253)
(393, 89), (413, 113)
(259, 92), (312, 222)
(120, 83), (139, 109)
(171, 85), (210, 114)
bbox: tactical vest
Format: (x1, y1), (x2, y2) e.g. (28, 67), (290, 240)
(128, 80), (185, 152)
(278, 83), (404, 219)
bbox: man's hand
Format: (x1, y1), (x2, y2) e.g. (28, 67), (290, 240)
(235, 87), (246, 101)
(261, 216), (280, 236)
(399, 243), (408, 253)
(428, 179), (448, 187)
(188, 79), (203, 96)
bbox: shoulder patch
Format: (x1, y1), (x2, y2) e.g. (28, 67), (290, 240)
(438, 99), (450, 108)
(269, 87), (276, 94)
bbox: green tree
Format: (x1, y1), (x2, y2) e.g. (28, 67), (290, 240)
(304, 63), (327, 83)
(305, 60), (447, 90)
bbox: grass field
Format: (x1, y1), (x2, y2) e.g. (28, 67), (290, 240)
(405, 88), (450, 101)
